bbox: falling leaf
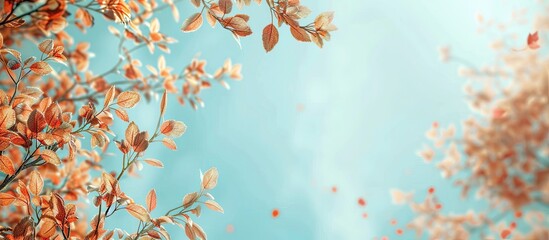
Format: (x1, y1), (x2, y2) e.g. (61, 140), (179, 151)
(358, 197), (366, 207)
(501, 229), (511, 239)
(272, 208), (280, 218)
(527, 31), (540, 50)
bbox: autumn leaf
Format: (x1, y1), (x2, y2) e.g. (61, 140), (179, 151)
(104, 86), (117, 108)
(162, 138), (177, 150)
(38, 39), (54, 54)
(262, 24), (279, 52)
(0, 106), (16, 129)
(181, 13), (203, 33)
(219, 0), (233, 14)
(143, 158), (164, 168)
(290, 26), (311, 42)
(40, 149), (61, 165)
(160, 120), (187, 137)
(28, 109), (47, 133)
(44, 103), (62, 128)
(528, 31), (540, 50)
(115, 108), (129, 122)
(146, 189), (157, 212)
(0, 192), (15, 206)
(126, 204), (151, 222)
(160, 90), (167, 116)
(204, 200), (224, 213)
(125, 122), (139, 146)
(0, 156), (15, 175)
(117, 91), (141, 108)
(201, 167), (218, 190)
(29, 170), (44, 196)
(30, 61), (53, 75)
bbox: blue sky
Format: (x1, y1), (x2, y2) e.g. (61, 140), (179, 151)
(76, 0), (539, 239)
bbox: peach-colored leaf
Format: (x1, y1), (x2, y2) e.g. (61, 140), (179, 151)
(146, 189), (157, 212)
(290, 26), (311, 42)
(104, 86), (116, 108)
(38, 39), (54, 54)
(0, 156), (15, 175)
(40, 149), (61, 165)
(160, 120), (187, 138)
(160, 90), (167, 116)
(205, 200), (224, 213)
(125, 122), (139, 146)
(44, 103), (62, 128)
(115, 108), (129, 122)
(201, 167), (218, 190)
(181, 13), (203, 33)
(0, 106), (16, 129)
(30, 61), (53, 75)
(29, 170), (44, 196)
(162, 138), (177, 150)
(117, 91), (140, 108)
(262, 24), (279, 52)
(126, 204), (151, 222)
(143, 158), (164, 168)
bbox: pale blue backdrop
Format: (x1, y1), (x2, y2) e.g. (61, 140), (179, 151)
(72, 0), (539, 239)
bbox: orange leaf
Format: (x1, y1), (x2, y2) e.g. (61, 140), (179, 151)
(262, 24), (279, 52)
(0, 156), (15, 175)
(104, 86), (116, 108)
(290, 26), (311, 42)
(38, 39), (54, 54)
(201, 167), (218, 190)
(146, 189), (157, 212)
(160, 120), (187, 138)
(30, 61), (53, 75)
(0, 192), (15, 206)
(528, 31), (540, 50)
(29, 170), (44, 196)
(162, 138), (177, 150)
(115, 108), (129, 122)
(28, 109), (47, 133)
(126, 204), (151, 222)
(181, 13), (203, 33)
(44, 103), (62, 128)
(117, 91), (140, 108)
(40, 149), (61, 165)
(0, 105), (16, 129)
(160, 90), (167, 116)
(143, 158), (164, 168)
(204, 200), (224, 213)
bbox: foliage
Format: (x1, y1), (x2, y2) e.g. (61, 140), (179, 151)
(395, 7), (549, 240)
(0, 0), (335, 239)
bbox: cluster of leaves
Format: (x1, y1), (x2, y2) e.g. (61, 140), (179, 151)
(396, 7), (549, 240)
(0, 0), (336, 239)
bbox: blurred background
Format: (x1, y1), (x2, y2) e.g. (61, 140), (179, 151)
(73, 0), (541, 239)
